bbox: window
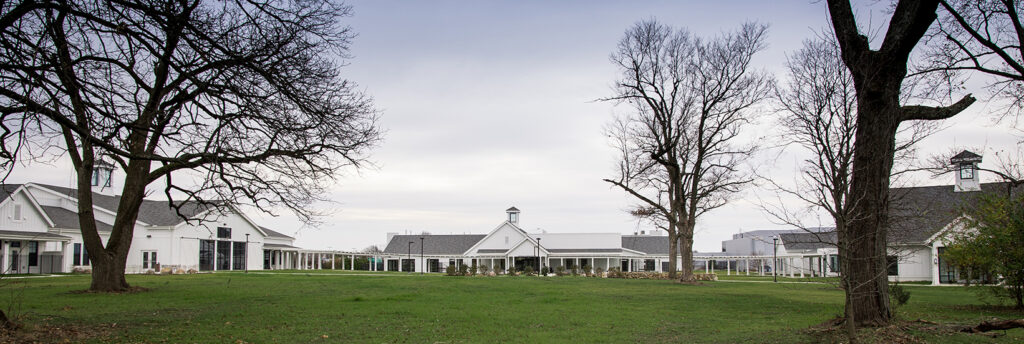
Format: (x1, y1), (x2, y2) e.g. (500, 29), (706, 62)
(829, 256), (840, 273)
(886, 255), (899, 276)
(27, 241), (38, 267)
(91, 167), (111, 187)
(232, 242), (246, 270)
(13, 204), (22, 221)
(82, 245), (89, 265)
(217, 241), (231, 270)
(401, 259), (415, 272)
(142, 251), (158, 269)
(428, 259), (440, 272)
(217, 227), (231, 239)
(73, 243), (82, 265)
(387, 259), (398, 271)
(644, 259), (655, 271)
(960, 164), (974, 179)
(199, 240), (215, 271)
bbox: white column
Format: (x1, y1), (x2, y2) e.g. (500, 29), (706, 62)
(727, 260), (731, 275)
(799, 257), (805, 278)
(788, 258), (794, 278)
(351, 255), (355, 271)
(704, 260), (709, 274)
(931, 244), (941, 285)
(746, 259), (750, 276)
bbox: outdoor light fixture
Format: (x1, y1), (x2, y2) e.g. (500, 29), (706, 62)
(772, 236), (778, 283)
(420, 237), (424, 274)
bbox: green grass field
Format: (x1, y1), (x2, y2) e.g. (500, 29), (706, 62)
(2, 271), (1022, 343)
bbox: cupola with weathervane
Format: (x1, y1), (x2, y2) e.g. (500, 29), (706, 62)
(91, 159), (116, 190)
(950, 150), (982, 192)
(506, 206), (520, 225)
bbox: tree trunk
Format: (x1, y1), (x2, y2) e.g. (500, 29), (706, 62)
(667, 230), (678, 279)
(677, 229), (695, 282)
(89, 250), (130, 292)
(842, 75), (901, 327)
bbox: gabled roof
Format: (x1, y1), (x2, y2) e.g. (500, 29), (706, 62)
(779, 232), (836, 250)
(29, 183), (222, 227)
(621, 235), (669, 254)
(888, 182), (1019, 244)
(259, 226), (294, 239)
(506, 206), (520, 212)
(383, 234), (485, 255)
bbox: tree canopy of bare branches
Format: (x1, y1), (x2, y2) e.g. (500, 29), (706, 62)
(603, 19), (771, 281)
(919, 0), (1024, 120)
(0, 0), (380, 291)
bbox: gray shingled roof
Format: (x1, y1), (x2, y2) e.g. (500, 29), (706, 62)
(888, 182), (1019, 244)
(259, 226), (294, 239)
(621, 235), (669, 254)
(40, 206), (113, 232)
(0, 184), (21, 203)
(32, 183), (218, 226)
(779, 232), (837, 250)
(383, 234), (485, 255)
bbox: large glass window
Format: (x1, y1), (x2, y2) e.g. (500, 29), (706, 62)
(387, 259), (398, 271)
(217, 227), (231, 239)
(73, 243), (82, 265)
(428, 259), (440, 272)
(27, 241), (38, 267)
(263, 250), (272, 270)
(644, 259), (655, 271)
(200, 240), (215, 271)
(401, 259), (415, 272)
(217, 241), (231, 270)
(233, 242), (246, 270)
(829, 256), (840, 273)
(143, 251), (158, 269)
(886, 255), (899, 276)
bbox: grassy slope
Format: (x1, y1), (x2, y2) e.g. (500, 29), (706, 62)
(4, 272), (1023, 343)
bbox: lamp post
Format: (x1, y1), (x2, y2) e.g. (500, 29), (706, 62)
(772, 236), (778, 283)
(537, 237), (542, 273)
(419, 237), (424, 274)
(407, 241), (413, 273)
(245, 233), (250, 273)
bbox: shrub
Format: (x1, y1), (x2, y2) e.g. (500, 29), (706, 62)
(445, 263), (457, 276)
(540, 266), (550, 276)
(479, 264), (490, 275)
(555, 265), (567, 276)
(889, 282), (911, 308)
(583, 264), (593, 276)
(594, 267), (604, 277)
(523, 265), (534, 276)
(508, 265), (518, 276)
(469, 264), (478, 276)
(458, 263), (469, 276)
(571, 267), (580, 276)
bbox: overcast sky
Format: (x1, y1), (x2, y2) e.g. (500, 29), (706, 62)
(8, 1), (1019, 252)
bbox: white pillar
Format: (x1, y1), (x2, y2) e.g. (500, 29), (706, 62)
(704, 260), (709, 274)
(788, 258), (794, 278)
(746, 259), (750, 276)
(727, 260), (731, 276)
(351, 255), (355, 271)
(933, 243), (937, 286)
(799, 257), (805, 278)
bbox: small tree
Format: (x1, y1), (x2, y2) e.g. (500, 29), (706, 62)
(523, 265), (534, 276)
(445, 263), (457, 276)
(479, 264), (490, 275)
(943, 192), (1024, 309)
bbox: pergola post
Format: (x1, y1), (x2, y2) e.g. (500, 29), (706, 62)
(351, 255), (355, 271)
(727, 260), (731, 276)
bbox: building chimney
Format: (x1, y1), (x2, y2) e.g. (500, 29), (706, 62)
(506, 206), (520, 225)
(950, 150), (983, 192)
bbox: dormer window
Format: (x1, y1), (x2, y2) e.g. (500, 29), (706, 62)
(959, 164), (974, 180)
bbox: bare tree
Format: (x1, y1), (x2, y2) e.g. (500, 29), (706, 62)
(825, 0), (977, 327)
(603, 20), (771, 281)
(915, 0), (1024, 120)
(0, 0), (380, 291)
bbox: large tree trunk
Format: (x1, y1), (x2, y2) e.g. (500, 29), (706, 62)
(842, 74), (901, 327)
(677, 228), (695, 282)
(667, 229), (678, 279)
(89, 251), (130, 292)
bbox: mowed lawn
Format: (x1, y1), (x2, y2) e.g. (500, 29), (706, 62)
(4, 272), (1024, 343)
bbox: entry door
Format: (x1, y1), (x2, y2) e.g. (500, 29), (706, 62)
(9, 249), (20, 274)
(937, 247), (957, 284)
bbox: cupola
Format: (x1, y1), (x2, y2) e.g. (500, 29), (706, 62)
(506, 206), (520, 224)
(950, 150), (982, 192)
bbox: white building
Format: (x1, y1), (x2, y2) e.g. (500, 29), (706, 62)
(0, 181), (298, 274)
(769, 150), (1020, 285)
(379, 207), (696, 273)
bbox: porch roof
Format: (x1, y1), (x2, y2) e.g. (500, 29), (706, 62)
(0, 230), (71, 242)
